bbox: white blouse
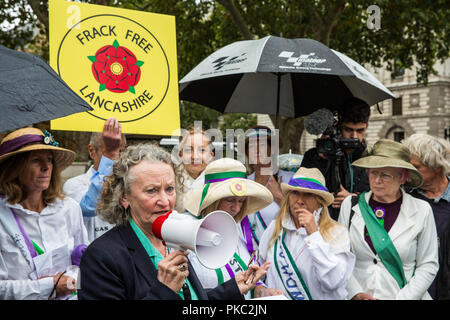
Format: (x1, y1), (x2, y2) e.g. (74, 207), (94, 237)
(259, 210), (355, 300)
(0, 196), (89, 300)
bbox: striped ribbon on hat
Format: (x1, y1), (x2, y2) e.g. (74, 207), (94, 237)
(288, 176), (328, 192)
(198, 171), (247, 213)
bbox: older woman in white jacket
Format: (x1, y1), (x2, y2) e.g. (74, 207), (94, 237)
(338, 139), (439, 300)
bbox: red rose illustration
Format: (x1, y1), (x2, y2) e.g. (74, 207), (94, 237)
(88, 40), (144, 93)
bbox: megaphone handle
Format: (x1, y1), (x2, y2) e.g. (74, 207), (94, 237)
(166, 243), (186, 252)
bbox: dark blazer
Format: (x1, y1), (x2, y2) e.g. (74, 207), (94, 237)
(409, 188), (450, 300)
(78, 223), (244, 300)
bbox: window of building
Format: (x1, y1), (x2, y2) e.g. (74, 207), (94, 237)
(394, 131), (405, 142)
(392, 59), (405, 78)
(386, 125), (405, 142)
(392, 97), (402, 116)
(410, 93), (420, 108)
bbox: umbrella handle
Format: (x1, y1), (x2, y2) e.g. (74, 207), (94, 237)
(276, 73), (281, 129)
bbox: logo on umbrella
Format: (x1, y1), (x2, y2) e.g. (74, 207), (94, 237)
(278, 51), (327, 69)
(212, 53), (247, 70)
(88, 40), (144, 94)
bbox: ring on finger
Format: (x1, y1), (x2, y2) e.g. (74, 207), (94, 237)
(178, 264), (187, 272)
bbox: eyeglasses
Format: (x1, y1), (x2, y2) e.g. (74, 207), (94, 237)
(368, 170), (400, 182)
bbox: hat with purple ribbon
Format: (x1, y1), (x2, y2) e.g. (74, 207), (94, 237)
(183, 157), (273, 217)
(281, 167), (334, 206)
(0, 127), (75, 170)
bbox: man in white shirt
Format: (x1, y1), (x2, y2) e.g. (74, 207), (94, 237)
(63, 120), (125, 242)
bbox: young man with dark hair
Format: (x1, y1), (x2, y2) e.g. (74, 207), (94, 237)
(301, 98), (371, 220)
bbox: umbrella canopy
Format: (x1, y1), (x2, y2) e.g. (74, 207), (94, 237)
(0, 45), (93, 132)
(279, 152), (303, 172)
(179, 36), (395, 123)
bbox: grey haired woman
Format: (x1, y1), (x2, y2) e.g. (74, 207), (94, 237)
(403, 134), (450, 300)
(78, 143), (269, 300)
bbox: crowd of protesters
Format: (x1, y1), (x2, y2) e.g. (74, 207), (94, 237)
(0, 102), (449, 300)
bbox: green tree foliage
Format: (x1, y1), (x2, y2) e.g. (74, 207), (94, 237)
(0, 0), (39, 52)
(1, 0), (449, 150)
(219, 112), (257, 135)
(180, 101), (221, 130)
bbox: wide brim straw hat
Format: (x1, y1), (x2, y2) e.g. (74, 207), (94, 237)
(184, 157), (273, 217)
(281, 167), (334, 206)
(351, 139), (423, 188)
(0, 127), (76, 170)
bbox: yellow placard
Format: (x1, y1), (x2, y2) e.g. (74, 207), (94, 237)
(49, 0), (180, 135)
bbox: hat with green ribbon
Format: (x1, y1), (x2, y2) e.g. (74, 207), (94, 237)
(184, 158), (273, 217)
(281, 167), (334, 206)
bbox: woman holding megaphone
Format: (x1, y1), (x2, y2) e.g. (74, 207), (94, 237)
(78, 144), (267, 300)
(184, 158), (285, 299)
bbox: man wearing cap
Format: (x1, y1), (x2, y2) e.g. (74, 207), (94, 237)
(244, 126), (294, 253)
(338, 139), (439, 300)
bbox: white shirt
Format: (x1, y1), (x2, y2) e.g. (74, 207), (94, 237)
(64, 160), (115, 242)
(259, 210), (355, 300)
(63, 165), (95, 203)
(246, 169), (294, 242)
(0, 196), (89, 300)
(180, 169), (205, 212)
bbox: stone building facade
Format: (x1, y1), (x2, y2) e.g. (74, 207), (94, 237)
(259, 58), (450, 154)
(364, 59), (450, 147)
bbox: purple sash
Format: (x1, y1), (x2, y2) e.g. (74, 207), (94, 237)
(240, 216), (254, 255)
(10, 208), (38, 258)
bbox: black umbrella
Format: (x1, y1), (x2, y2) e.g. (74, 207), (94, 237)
(179, 36), (395, 127)
(0, 45), (93, 132)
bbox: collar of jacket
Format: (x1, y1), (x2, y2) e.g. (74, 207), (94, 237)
(350, 189), (418, 244)
(117, 222), (209, 300)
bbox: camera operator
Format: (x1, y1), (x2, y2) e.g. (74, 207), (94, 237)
(301, 98), (371, 220)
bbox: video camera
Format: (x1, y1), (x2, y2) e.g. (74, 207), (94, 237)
(316, 123), (363, 158)
(305, 108), (364, 158)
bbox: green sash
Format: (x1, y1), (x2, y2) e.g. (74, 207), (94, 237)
(32, 240), (44, 255)
(358, 192), (407, 289)
(273, 230), (312, 300)
(215, 252), (254, 298)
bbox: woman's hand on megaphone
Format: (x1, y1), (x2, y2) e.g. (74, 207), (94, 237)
(157, 250), (189, 294)
(234, 261), (270, 295)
